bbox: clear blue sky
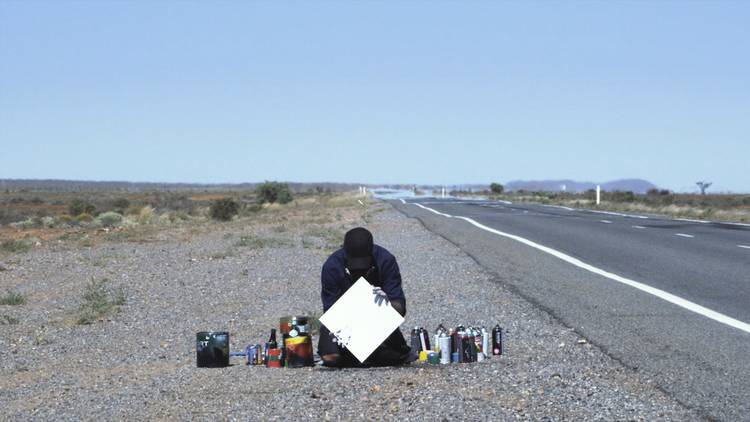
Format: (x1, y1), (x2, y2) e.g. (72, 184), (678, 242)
(1, 1), (748, 192)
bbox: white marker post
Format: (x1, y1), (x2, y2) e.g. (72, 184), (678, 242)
(596, 185), (601, 205)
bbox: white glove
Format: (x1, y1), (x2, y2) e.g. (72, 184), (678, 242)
(373, 287), (389, 306)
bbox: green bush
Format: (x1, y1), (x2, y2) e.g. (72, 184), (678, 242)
(0, 291), (26, 305)
(69, 199), (96, 216)
(490, 183), (504, 194)
(95, 211), (123, 227)
(1, 239), (33, 254)
(76, 213), (94, 222)
(112, 198), (130, 212)
(256, 181), (293, 204)
(75, 278), (126, 325)
(210, 198), (240, 221)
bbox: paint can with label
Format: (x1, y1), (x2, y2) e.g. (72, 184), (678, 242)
(196, 331), (229, 368)
(266, 348), (282, 368)
(285, 334), (314, 368)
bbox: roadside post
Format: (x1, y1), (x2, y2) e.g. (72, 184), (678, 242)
(596, 185), (601, 205)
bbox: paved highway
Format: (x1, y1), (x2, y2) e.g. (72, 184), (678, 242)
(391, 196), (750, 421)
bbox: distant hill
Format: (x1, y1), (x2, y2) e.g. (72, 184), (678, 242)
(505, 179), (657, 194)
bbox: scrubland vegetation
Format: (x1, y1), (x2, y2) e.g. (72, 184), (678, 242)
(0, 182), (378, 255)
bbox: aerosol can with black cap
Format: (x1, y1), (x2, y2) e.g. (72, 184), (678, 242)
(492, 324), (503, 356)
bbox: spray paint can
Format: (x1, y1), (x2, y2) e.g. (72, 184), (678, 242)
(255, 343), (264, 365)
(419, 327), (431, 351)
(410, 327), (421, 354)
(492, 325), (503, 356)
(461, 330), (473, 363)
(434, 324), (446, 352)
(481, 327), (490, 359)
(245, 345), (255, 366)
(467, 329), (477, 363)
(473, 328), (484, 362)
(438, 333), (451, 364)
(453, 326), (465, 362)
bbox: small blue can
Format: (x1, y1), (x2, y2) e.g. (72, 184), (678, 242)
(451, 352), (460, 363)
(246, 345), (257, 365)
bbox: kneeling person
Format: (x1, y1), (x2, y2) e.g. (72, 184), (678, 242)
(318, 227), (412, 367)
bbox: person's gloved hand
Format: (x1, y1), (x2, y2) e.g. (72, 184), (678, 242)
(373, 287), (390, 306)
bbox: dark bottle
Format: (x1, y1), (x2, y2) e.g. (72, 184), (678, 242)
(492, 325), (503, 356)
(268, 329), (278, 349)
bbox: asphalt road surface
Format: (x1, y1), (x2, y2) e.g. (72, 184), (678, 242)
(391, 197), (750, 421)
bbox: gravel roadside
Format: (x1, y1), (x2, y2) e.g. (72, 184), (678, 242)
(0, 199), (698, 420)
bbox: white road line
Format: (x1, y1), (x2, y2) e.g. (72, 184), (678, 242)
(497, 200), (513, 205)
(600, 220), (613, 224)
(589, 209), (650, 219)
(410, 202), (750, 334)
(675, 233), (694, 238)
(675, 218), (710, 224)
(543, 204), (575, 211)
(633, 225), (646, 229)
(413, 203), (453, 218)
(399, 199), (406, 204)
(738, 245), (750, 250)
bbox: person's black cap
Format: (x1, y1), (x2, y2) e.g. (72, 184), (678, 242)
(344, 227), (373, 270)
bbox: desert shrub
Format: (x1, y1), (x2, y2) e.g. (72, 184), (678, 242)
(76, 213), (94, 222)
(239, 203), (263, 216)
(0, 209), (25, 225)
(95, 211), (123, 227)
(10, 217), (41, 229)
(58, 215), (75, 224)
(256, 181), (293, 204)
(69, 199), (96, 216)
(210, 198), (240, 221)
(168, 211), (191, 222)
(0, 291), (26, 305)
(75, 278), (126, 325)
(490, 183), (504, 194)
(1, 239), (33, 253)
(136, 206), (155, 224)
(606, 191), (636, 203)
(112, 198), (130, 212)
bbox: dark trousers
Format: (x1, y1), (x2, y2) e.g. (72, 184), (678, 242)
(318, 325), (413, 368)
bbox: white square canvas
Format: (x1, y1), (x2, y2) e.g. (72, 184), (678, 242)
(318, 277), (405, 363)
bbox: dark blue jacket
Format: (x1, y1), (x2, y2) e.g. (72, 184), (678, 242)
(321, 244), (406, 312)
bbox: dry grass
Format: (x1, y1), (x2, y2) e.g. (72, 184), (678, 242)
(497, 193), (750, 223)
(0, 291), (26, 306)
(75, 278), (126, 325)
